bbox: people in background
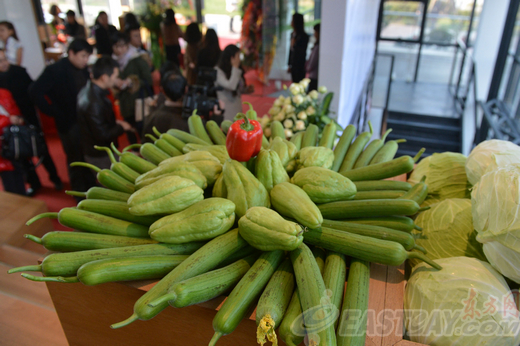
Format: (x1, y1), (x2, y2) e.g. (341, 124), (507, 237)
(196, 29), (221, 72)
(184, 23), (202, 85)
(126, 25), (153, 69)
(161, 9), (183, 66)
(0, 49), (62, 193)
(123, 12), (140, 32)
(94, 11), (118, 55)
(142, 67), (189, 137)
(288, 13), (309, 83)
(0, 88), (27, 196)
(0, 22), (23, 66)
(111, 32), (153, 143)
(49, 4), (64, 27)
(65, 10), (86, 39)
(77, 56), (132, 170)
(226, 0), (238, 33)
(215, 44), (253, 121)
(306, 23), (320, 91)
(29, 39), (96, 197)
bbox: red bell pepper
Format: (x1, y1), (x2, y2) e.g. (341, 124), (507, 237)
(226, 114), (263, 162)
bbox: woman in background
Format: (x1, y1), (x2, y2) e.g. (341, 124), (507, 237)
(215, 44), (253, 121)
(161, 9), (183, 66)
(0, 22), (22, 66)
(184, 23), (202, 85)
(306, 23), (320, 91)
(196, 29), (221, 72)
(287, 13), (309, 83)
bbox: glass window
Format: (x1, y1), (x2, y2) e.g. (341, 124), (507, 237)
(82, 0), (114, 30)
(40, 0), (78, 25)
(380, 1), (424, 41)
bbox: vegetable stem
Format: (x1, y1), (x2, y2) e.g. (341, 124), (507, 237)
(208, 332), (223, 346)
(111, 142), (122, 156)
(152, 126), (162, 138)
(24, 234), (42, 244)
(110, 314), (139, 329)
(70, 162), (101, 173)
(413, 244), (427, 254)
(147, 293), (176, 308)
(123, 144), (142, 152)
(145, 134), (158, 142)
(8, 265), (42, 274)
(413, 148), (426, 163)
(408, 252), (441, 270)
(65, 190), (86, 198)
(21, 273), (79, 283)
(26, 212), (59, 225)
(94, 146), (117, 164)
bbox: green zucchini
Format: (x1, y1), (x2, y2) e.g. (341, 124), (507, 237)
(27, 208), (150, 238)
(168, 129), (210, 146)
(111, 229), (249, 328)
(153, 127), (186, 152)
(94, 145), (140, 183)
(369, 139), (406, 165)
(111, 142), (157, 174)
(289, 243), (337, 346)
(332, 125), (356, 172)
(209, 250), (285, 345)
(339, 122), (373, 172)
(148, 254), (259, 308)
(303, 227), (441, 269)
(188, 113), (213, 144)
(77, 199), (161, 226)
(140, 143), (171, 165)
(399, 176), (428, 205)
(341, 216), (416, 233)
(301, 124), (319, 148)
(24, 231), (158, 252)
(336, 259), (370, 346)
(290, 131), (304, 151)
(206, 120), (227, 145)
(353, 180), (412, 191)
(353, 129), (392, 169)
(323, 251), (347, 329)
(353, 190), (405, 200)
(9, 242), (202, 277)
(319, 122), (337, 149)
(65, 187), (131, 202)
(321, 220), (426, 253)
(318, 199), (421, 219)
(270, 121), (286, 140)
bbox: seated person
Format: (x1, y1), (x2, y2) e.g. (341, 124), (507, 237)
(142, 70), (189, 138)
(77, 56), (132, 170)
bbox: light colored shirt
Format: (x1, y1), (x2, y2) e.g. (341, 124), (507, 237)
(2, 37), (22, 65)
(215, 66), (244, 121)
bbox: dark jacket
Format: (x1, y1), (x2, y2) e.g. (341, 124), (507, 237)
(0, 65), (39, 126)
(77, 81), (124, 157)
(29, 58), (89, 133)
(288, 32), (309, 83)
(142, 103), (189, 139)
(94, 24), (118, 55)
(65, 21), (86, 39)
(118, 56), (153, 123)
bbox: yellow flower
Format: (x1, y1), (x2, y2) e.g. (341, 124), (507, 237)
(273, 111), (285, 121)
(295, 120), (306, 131)
(274, 98), (284, 107)
(260, 115), (270, 127)
(268, 106), (281, 116)
(284, 129), (294, 138)
(306, 106), (316, 115)
(284, 97), (292, 105)
(300, 78), (310, 89)
(309, 90), (319, 100)
(264, 127), (272, 138)
(293, 95), (304, 105)
(298, 111), (307, 120)
(289, 83), (302, 96)
(318, 86), (328, 94)
(283, 119), (294, 129)
(284, 104), (295, 113)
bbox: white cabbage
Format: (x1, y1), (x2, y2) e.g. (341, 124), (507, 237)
(405, 257), (520, 346)
(483, 241), (520, 284)
(409, 152), (471, 202)
(466, 140), (520, 186)
(410, 199), (486, 268)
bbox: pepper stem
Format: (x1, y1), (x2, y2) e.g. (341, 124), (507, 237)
(236, 113), (254, 132)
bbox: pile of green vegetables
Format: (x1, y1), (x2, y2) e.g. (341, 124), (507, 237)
(11, 107), (499, 346)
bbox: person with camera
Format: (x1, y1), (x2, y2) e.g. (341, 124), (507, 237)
(215, 44), (253, 121)
(0, 88), (29, 195)
(77, 56), (132, 170)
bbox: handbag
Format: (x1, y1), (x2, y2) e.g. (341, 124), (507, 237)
(1, 124), (47, 160)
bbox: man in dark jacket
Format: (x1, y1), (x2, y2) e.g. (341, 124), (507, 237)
(0, 49), (62, 193)
(94, 11), (118, 55)
(77, 56), (132, 169)
(65, 10), (86, 39)
(29, 39), (96, 194)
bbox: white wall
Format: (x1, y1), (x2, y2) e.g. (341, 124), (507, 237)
(0, 0), (45, 79)
(462, 0), (509, 155)
(319, 0), (381, 127)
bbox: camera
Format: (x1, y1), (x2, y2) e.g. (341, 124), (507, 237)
(182, 67), (222, 119)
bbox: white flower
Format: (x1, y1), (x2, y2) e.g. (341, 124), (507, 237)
(283, 119), (294, 129)
(289, 83), (302, 96)
(259, 115), (270, 127)
(284, 129), (294, 138)
(318, 86), (328, 94)
(274, 98), (284, 107)
(278, 95), (285, 102)
(305, 95), (313, 103)
(298, 111), (307, 120)
(295, 120), (306, 131)
(273, 112), (285, 122)
(309, 90), (319, 100)
(286, 112), (296, 120)
(264, 127), (272, 138)
(284, 97), (292, 105)
(268, 106), (281, 116)
(306, 106), (316, 115)
(293, 95), (304, 105)
(284, 104), (295, 113)
(300, 78), (310, 89)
